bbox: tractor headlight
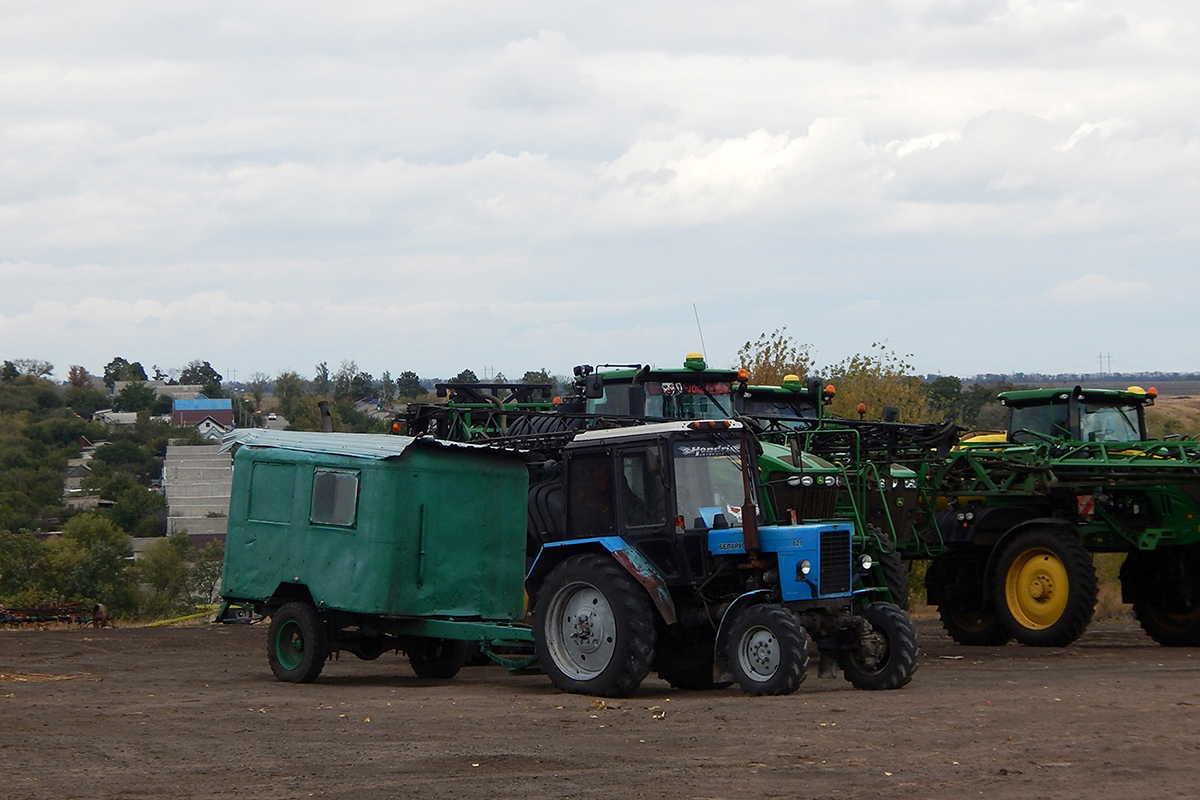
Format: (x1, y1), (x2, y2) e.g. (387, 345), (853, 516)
(801, 475), (815, 487)
(823, 476), (837, 486)
(859, 554), (874, 571)
(798, 559), (812, 576)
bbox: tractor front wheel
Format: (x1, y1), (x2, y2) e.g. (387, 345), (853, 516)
(1122, 545), (1200, 646)
(534, 553), (657, 697)
(267, 602), (330, 683)
(994, 528), (1096, 647)
(840, 602), (920, 690)
(725, 604), (809, 696)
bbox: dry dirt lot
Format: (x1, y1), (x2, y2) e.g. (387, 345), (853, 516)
(2, 617), (1199, 800)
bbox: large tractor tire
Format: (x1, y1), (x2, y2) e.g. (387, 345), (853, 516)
(725, 604), (809, 696)
(407, 638), (469, 679)
(654, 626), (728, 690)
(840, 602), (920, 690)
(267, 602), (330, 683)
(927, 555), (1011, 646)
(533, 553), (657, 697)
(872, 529), (910, 611)
(1121, 545), (1200, 646)
(993, 528), (1097, 647)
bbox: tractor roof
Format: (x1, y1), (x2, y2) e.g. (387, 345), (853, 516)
(998, 386), (1156, 407)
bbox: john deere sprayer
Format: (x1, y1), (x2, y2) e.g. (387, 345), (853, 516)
(919, 385), (1200, 648)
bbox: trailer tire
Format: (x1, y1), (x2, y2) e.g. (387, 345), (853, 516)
(994, 528), (1096, 647)
(726, 604), (809, 696)
(407, 638), (469, 679)
(534, 553), (657, 697)
(267, 602), (330, 683)
(1122, 545), (1200, 646)
(840, 602), (920, 690)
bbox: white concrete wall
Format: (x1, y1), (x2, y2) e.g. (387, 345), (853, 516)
(163, 444), (233, 537)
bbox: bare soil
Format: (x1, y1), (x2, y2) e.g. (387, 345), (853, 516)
(3, 617), (1199, 800)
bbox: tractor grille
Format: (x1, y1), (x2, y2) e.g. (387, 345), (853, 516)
(820, 528), (853, 596)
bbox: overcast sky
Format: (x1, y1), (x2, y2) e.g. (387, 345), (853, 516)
(3, 1), (1198, 384)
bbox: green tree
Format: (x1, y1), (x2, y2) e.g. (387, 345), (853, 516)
(179, 360), (223, 397)
(113, 381), (158, 412)
(925, 376), (963, 421)
(395, 370), (424, 399)
(103, 357), (148, 389)
(737, 328), (814, 385)
(0, 530), (51, 601)
(378, 371), (396, 407)
(312, 361), (333, 396)
(137, 532), (193, 616)
(274, 371), (308, 421)
(450, 368), (478, 383)
(45, 512), (134, 611)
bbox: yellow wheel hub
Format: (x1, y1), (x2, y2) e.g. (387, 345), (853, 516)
(1004, 547), (1069, 630)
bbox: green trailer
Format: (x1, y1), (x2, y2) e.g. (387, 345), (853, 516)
(220, 430), (533, 682)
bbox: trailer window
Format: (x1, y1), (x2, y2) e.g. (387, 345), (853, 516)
(310, 469), (359, 527)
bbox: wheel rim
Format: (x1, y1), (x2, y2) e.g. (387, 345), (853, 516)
(275, 619), (306, 671)
(735, 625), (779, 682)
(545, 581), (616, 680)
(1004, 547), (1069, 630)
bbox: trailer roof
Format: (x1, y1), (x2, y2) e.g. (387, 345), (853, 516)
(219, 429), (498, 460)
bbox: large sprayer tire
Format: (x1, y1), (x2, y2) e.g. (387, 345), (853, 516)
(267, 602), (330, 683)
(725, 604), (809, 696)
(994, 528), (1096, 647)
(533, 553), (657, 697)
(1121, 545), (1200, 646)
(840, 602), (920, 690)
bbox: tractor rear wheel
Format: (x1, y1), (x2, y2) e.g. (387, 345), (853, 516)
(994, 528), (1096, 647)
(840, 602), (920, 690)
(726, 604), (809, 696)
(407, 638), (469, 679)
(267, 602), (330, 683)
(1121, 545), (1200, 646)
(655, 626), (727, 690)
(534, 553), (657, 697)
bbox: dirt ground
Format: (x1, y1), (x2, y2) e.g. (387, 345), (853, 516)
(2, 616), (1199, 800)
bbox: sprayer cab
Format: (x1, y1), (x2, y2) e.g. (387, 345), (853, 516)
(998, 385), (1156, 444)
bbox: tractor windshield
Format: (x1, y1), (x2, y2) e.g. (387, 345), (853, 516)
(645, 381), (733, 419)
(1079, 402), (1141, 442)
(672, 438), (749, 529)
(740, 397), (818, 420)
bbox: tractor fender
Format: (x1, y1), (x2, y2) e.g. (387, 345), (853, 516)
(982, 517), (1080, 585)
(712, 589), (774, 662)
(527, 538), (677, 625)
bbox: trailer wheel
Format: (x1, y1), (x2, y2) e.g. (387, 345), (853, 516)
(534, 553), (657, 697)
(655, 627), (729, 690)
(840, 602), (920, 690)
(267, 602), (330, 683)
(994, 528), (1096, 647)
(726, 604), (809, 696)
(407, 638), (469, 679)
(1122, 545), (1200, 646)
(937, 604), (1010, 647)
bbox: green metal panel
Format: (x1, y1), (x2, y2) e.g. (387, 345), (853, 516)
(222, 438), (528, 622)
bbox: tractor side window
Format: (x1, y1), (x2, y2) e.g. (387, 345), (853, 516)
(567, 453), (615, 536)
(310, 469), (359, 527)
(618, 449), (669, 528)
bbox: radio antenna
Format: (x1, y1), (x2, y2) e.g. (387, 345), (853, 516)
(692, 303), (708, 361)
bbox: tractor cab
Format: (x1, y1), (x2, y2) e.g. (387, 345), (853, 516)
(735, 375), (835, 423)
(570, 353), (744, 421)
(999, 385), (1154, 444)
